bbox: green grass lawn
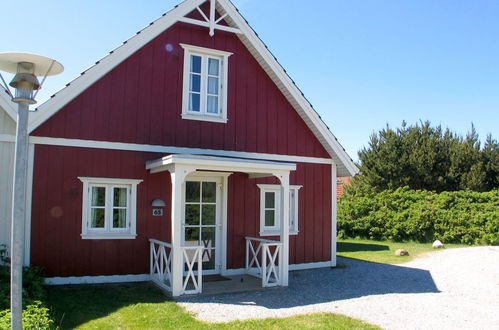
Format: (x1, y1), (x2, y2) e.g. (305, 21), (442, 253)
(337, 238), (469, 264)
(46, 282), (379, 329)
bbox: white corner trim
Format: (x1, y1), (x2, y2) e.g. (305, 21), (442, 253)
(29, 136), (334, 165)
(45, 274), (150, 285)
(331, 163), (337, 267)
(24, 144), (35, 266)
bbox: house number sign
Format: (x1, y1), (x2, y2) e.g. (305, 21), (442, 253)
(152, 209), (163, 216)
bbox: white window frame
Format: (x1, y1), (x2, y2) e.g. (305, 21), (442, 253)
(79, 177), (142, 239)
(257, 184), (302, 236)
(180, 44), (232, 123)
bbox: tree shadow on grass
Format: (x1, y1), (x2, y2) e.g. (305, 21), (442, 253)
(179, 256), (439, 310)
(337, 241), (389, 253)
(46, 282), (174, 329)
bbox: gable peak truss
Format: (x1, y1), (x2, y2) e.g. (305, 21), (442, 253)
(179, 0), (242, 36)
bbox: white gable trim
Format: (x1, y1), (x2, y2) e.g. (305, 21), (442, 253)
(28, 0), (207, 133)
(0, 89), (17, 122)
(26, 0), (358, 177)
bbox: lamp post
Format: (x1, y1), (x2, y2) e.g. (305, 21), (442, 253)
(0, 53), (63, 330)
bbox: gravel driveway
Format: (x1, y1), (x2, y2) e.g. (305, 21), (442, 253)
(178, 246), (499, 330)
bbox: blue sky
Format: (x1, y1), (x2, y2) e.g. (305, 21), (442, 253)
(1, 0), (498, 161)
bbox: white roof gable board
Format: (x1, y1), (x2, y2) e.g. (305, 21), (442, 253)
(0, 88), (17, 123)
(27, 0), (359, 177)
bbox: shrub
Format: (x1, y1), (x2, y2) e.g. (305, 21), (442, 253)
(0, 245), (46, 311)
(0, 301), (53, 329)
(338, 188), (499, 245)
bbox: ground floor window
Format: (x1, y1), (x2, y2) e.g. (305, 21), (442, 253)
(257, 184), (301, 236)
(78, 177), (142, 239)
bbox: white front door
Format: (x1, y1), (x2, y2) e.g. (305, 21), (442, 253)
(182, 176), (222, 275)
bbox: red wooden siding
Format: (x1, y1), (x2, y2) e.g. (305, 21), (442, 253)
(32, 20), (329, 159)
(31, 145), (331, 276)
(31, 145), (171, 276)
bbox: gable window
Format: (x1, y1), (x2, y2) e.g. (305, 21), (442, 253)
(180, 44), (232, 123)
(257, 184), (302, 236)
(79, 177), (142, 239)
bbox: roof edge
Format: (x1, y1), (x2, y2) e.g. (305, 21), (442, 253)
(0, 88), (17, 122)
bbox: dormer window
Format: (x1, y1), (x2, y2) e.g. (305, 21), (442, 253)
(180, 44), (232, 123)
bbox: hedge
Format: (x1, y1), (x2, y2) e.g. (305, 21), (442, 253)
(338, 188), (499, 245)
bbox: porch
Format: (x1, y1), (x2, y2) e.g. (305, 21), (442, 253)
(146, 154), (296, 296)
(149, 237), (284, 296)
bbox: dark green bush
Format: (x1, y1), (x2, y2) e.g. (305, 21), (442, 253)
(0, 301), (53, 329)
(338, 188), (499, 245)
(0, 245), (46, 311)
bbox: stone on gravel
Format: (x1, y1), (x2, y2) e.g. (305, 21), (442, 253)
(432, 240), (444, 249)
(178, 246), (499, 330)
(395, 249), (409, 256)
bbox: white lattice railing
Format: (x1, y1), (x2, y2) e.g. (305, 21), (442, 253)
(245, 237), (282, 287)
(150, 239), (203, 295)
(181, 245), (203, 295)
(150, 239), (173, 291)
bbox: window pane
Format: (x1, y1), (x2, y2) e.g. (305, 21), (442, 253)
(185, 227), (200, 246)
(190, 55), (201, 73)
(91, 187), (105, 207)
(202, 182), (216, 202)
(186, 181), (200, 202)
(202, 205), (216, 225)
(207, 96), (218, 114)
(265, 192), (275, 209)
(113, 187), (127, 207)
(113, 209), (127, 228)
(207, 77), (219, 95)
(202, 248), (215, 270)
(185, 204), (200, 226)
(189, 93), (200, 112)
(201, 227), (215, 248)
(190, 74), (201, 92)
(90, 208), (105, 228)
(208, 58), (219, 76)
(265, 210), (275, 227)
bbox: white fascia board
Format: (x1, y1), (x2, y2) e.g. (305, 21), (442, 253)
(27, 0), (206, 134)
(25, 0), (358, 177)
(146, 154), (296, 173)
(0, 89), (17, 122)
(218, 0), (359, 177)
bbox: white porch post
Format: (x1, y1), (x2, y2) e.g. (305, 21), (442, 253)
(169, 167), (189, 296)
(277, 172), (290, 286)
(331, 163), (338, 267)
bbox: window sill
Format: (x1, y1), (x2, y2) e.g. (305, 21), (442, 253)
(181, 113), (228, 123)
(260, 230), (298, 237)
(81, 233), (137, 240)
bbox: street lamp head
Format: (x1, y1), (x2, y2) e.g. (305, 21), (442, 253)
(0, 52), (63, 105)
(9, 62), (41, 104)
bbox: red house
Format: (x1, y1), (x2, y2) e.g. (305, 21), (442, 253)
(13, 0), (358, 296)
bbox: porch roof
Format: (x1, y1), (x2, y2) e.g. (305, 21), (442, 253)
(146, 154), (296, 177)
